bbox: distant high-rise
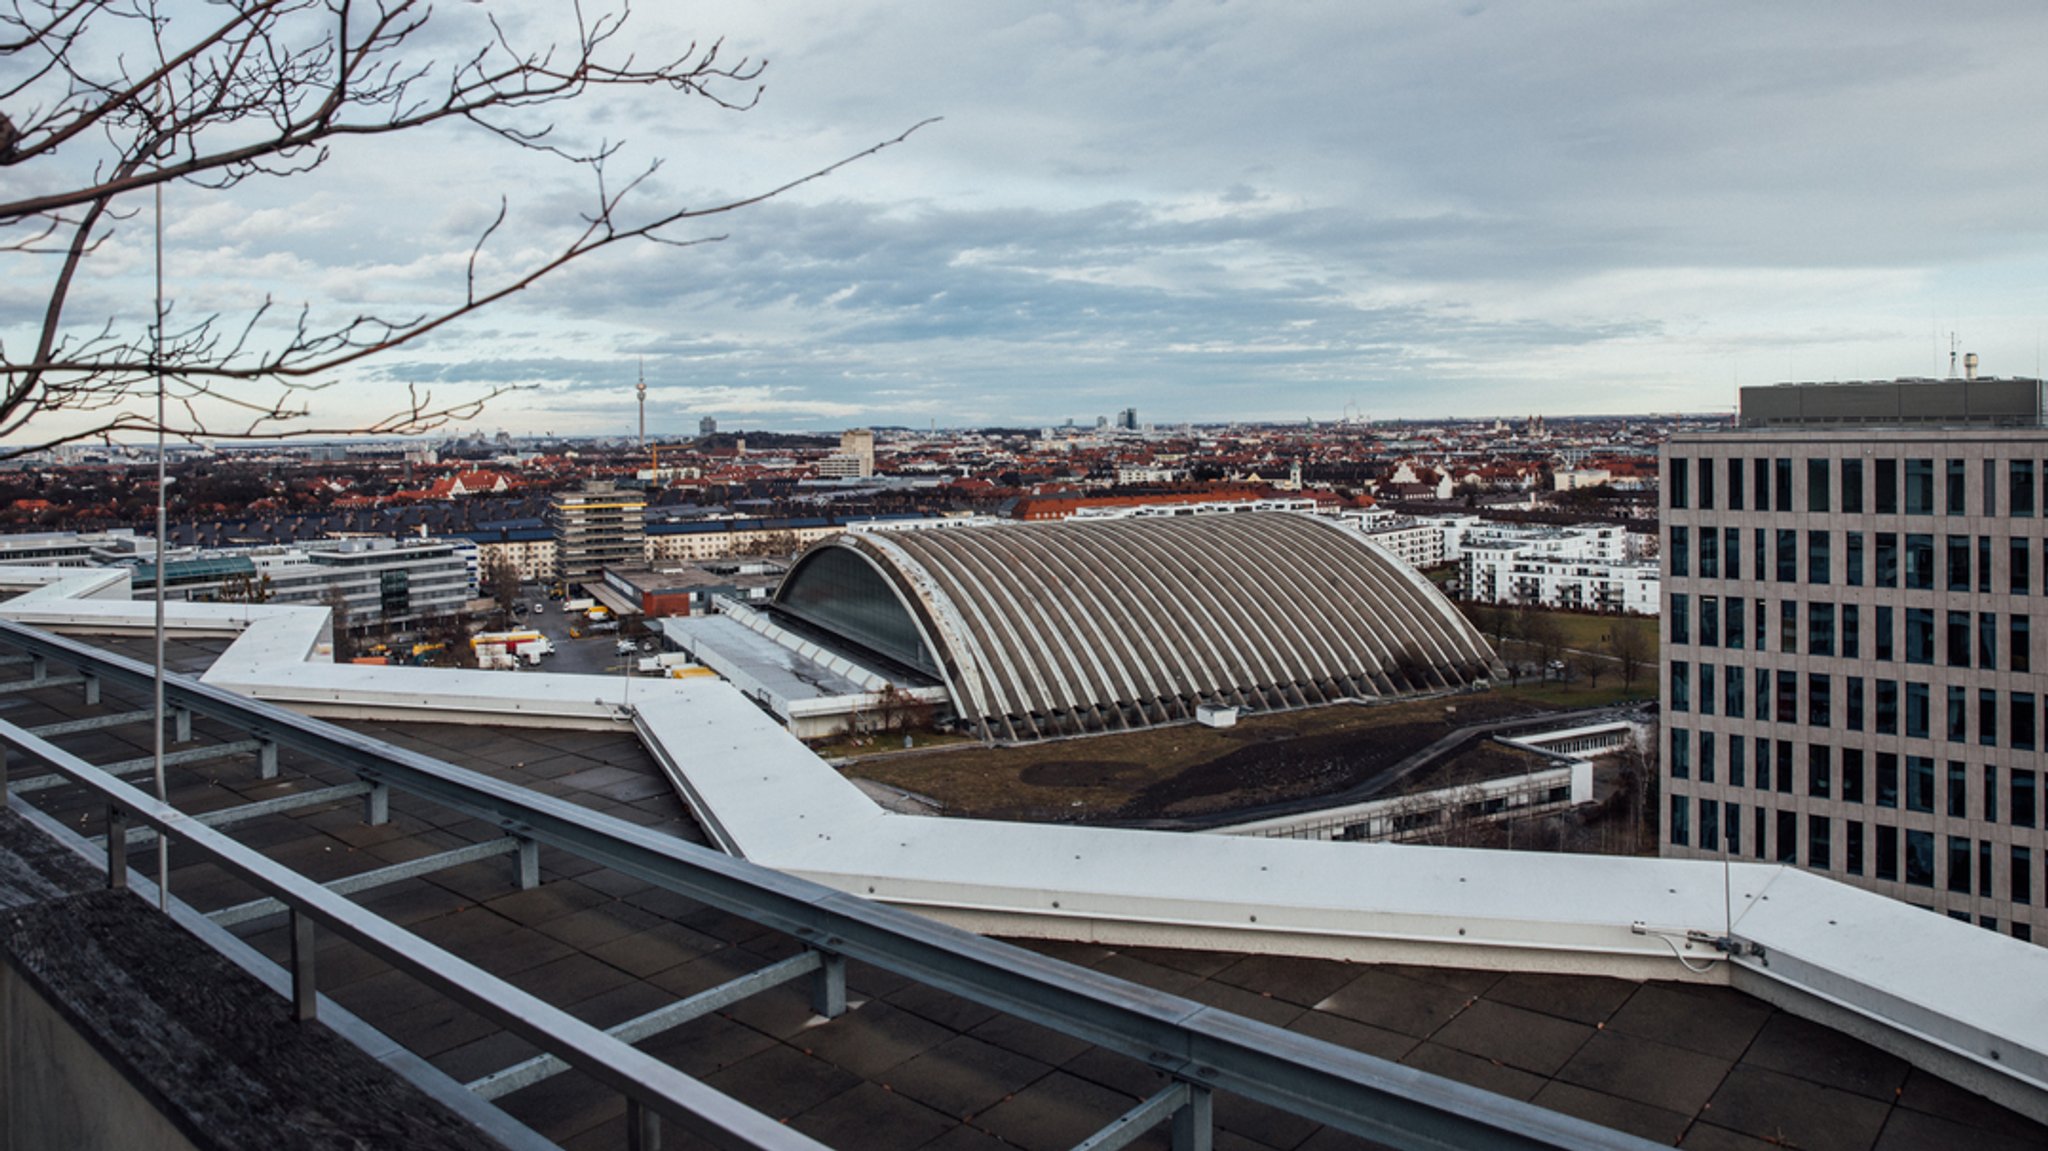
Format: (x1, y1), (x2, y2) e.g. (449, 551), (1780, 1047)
(1118, 407), (1139, 431)
(816, 428), (876, 479)
(550, 479), (645, 587)
(699, 416), (717, 437)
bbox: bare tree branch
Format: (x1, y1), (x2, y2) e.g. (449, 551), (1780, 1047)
(0, 0), (933, 457)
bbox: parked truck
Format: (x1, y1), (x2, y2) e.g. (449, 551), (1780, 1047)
(470, 630), (554, 665)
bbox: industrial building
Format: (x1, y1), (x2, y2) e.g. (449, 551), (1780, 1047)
(770, 512), (1503, 740)
(1663, 375), (2048, 942)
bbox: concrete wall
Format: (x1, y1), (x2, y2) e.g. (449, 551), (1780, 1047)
(2, 962), (202, 1151)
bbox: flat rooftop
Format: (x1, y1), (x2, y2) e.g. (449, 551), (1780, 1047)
(2, 635), (2043, 1148)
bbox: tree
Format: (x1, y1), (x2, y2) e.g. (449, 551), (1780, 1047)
(484, 553), (521, 618)
(2, 1), (929, 454)
(1606, 620), (1651, 692)
(1572, 649), (1604, 691)
(1522, 610), (1565, 672)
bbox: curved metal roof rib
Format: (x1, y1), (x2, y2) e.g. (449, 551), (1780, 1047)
(773, 513), (1506, 740)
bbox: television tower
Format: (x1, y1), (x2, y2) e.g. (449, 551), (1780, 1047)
(636, 361), (647, 450)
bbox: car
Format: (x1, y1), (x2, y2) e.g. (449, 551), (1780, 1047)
(615, 639), (637, 656)
(532, 602), (545, 614)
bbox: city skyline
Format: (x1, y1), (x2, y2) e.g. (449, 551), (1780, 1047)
(9, 3), (2048, 446)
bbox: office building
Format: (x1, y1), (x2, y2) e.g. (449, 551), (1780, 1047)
(815, 428), (876, 478)
(1663, 377), (2048, 942)
(549, 479), (646, 586)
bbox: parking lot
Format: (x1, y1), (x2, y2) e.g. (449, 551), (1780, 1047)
(506, 585), (656, 677)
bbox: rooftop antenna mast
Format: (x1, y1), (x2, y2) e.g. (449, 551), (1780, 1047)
(1950, 331), (1959, 379)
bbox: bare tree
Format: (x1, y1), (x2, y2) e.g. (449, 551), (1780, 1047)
(1, 1), (930, 454)
(1572, 649), (1604, 691)
(484, 553), (520, 619)
(1522, 610), (1565, 672)
(1606, 621), (1651, 692)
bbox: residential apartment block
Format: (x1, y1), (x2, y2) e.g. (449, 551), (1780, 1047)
(549, 480), (646, 585)
(1662, 378), (2048, 943)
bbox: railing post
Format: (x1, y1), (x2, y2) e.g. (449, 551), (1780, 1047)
(30, 654), (45, 684)
(105, 806), (127, 890)
(173, 706), (191, 743)
(1171, 1085), (1213, 1151)
(258, 738), (278, 780)
(82, 672), (99, 706)
(290, 909), (317, 1023)
(515, 836), (540, 890)
(0, 745), (9, 810)
(363, 780), (389, 826)
(625, 1099), (661, 1151)
(810, 949), (847, 1019)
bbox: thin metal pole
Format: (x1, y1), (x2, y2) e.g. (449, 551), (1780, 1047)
(152, 64), (170, 911)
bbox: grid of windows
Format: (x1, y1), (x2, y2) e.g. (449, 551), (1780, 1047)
(1665, 437), (2048, 944)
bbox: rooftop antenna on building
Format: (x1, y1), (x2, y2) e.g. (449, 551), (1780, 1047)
(1950, 331), (1959, 379)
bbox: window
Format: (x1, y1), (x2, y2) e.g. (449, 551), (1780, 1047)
(1875, 532), (1899, 587)
(1808, 744), (1832, 797)
(2013, 460), (2035, 517)
(1701, 798), (1720, 851)
(1728, 458), (1746, 510)
(1753, 529), (1767, 581)
(1779, 600), (1798, 653)
(1808, 673), (1831, 727)
(1905, 608), (1934, 664)
(2013, 537), (2031, 595)
(1875, 457), (1898, 513)
(1754, 668), (1770, 721)
(1905, 829), (1934, 887)
(1669, 794), (1690, 847)
(1905, 682), (1930, 739)
(2014, 770), (2038, 828)
(1877, 824), (1899, 881)
(1841, 604), (1860, 659)
(1980, 840), (1995, 900)
(1776, 669), (1797, 724)
(2014, 846), (2033, 906)
(1671, 661), (1690, 711)
(2015, 693), (2037, 751)
(1846, 821), (1865, 876)
(1842, 748), (1864, 804)
(1904, 533), (1933, 589)
(1948, 835), (1972, 894)
(1700, 596), (1720, 647)
(1876, 753), (1899, 808)
(1728, 737), (1747, 787)
(1845, 532), (1864, 585)
(1979, 689), (1997, 748)
(1983, 459), (1997, 516)
(1945, 610), (1970, 668)
(1807, 530), (1830, 584)
(1906, 755), (1935, 813)
(1698, 458), (1716, 509)
(1669, 526), (1689, 577)
(1726, 596), (1745, 651)
(1841, 458), (1863, 513)
(1699, 730), (1717, 781)
(1776, 740), (1794, 794)
(1986, 767), (1999, 823)
(1807, 458), (1830, 513)
(1671, 727), (1690, 777)
(1846, 676), (1865, 730)
(1948, 761), (1969, 817)
(1775, 529), (1797, 582)
(2013, 616), (2030, 673)
(1876, 605), (1895, 661)
(1668, 456), (1689, 508)
(1808, 816), (1831, 871)
(1947, 685), (1967, 742)
(1876, 679), (1899, 735)
(1777, 810), (1797, 863)
(1946, 459), (1967, 514)
(1808, 603), (1834, 657)
(1727, 802), (1742, 854)
(1979, 536), (1993, 594)
(1945, 534), (1971, 592)
(1756, 736), (1772, 790)
(1721, 528), (1742, 583)
(1775, 458), (1793, 511)
(1979, 611), (1997, 669)
(1904, 458), (1934, 515)
(1671, 595), (1690, 644)
(1755, 458), (1772, 512)
(1700, 664), (1716, 716)
(1754, 596), (1766, 649)
(1699, 528), (1719, 579)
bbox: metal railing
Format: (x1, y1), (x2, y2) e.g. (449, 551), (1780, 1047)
(0, 618), (1663, 1151)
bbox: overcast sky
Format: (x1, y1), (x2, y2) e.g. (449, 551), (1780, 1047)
(15, 1), (2048, 441)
